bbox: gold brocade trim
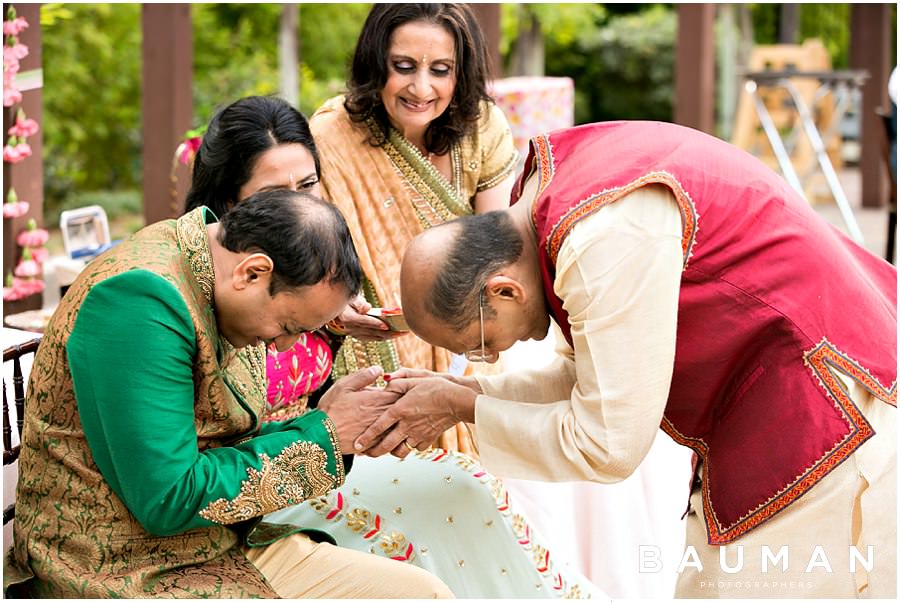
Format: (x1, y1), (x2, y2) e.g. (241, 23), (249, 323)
(476, 151), (518, 192)
(366, 116), (472, 231)
(220, 339), (268, 405)
(261, 397), (310, 423)
(176, 207), (216, 304)
(323, 415), (346, 486)
(199, 440), (336, 524)
(332, 277), (400, 379)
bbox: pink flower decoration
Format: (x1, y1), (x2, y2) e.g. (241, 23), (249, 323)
(14, 141), (31, 158)
(3, 274), (43, 301)
(177, 136), (202, 166)
(3, 187), (29, 218)
(3, 16), (28, 36)
(8, 112), (38, 138)
(14, 257), (40, 278)
(8, 43), (27, 60)
(3, 52), (19, 74)
(30, 247), (49, 264)
(3, 143), (21, 162)
(3, 85), (21, 107)
(17, 219), (48, 247)
(2, 201), (28, 218)
(2, 282), (25, 302)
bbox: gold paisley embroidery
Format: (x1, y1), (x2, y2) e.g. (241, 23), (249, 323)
(176, 207), (215, 304)
(199, 440), (335, 524)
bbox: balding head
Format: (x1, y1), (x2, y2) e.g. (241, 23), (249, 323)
(400, 211), (524, 335)
(218, 189), (362, 296)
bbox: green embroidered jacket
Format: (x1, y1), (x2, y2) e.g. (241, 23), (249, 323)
(4, 208), (345, 598)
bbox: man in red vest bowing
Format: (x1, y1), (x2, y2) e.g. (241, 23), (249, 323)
(355, 121), (897, 598)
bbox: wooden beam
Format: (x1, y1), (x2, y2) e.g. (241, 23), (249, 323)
(850, 4), (892, 209)
(469, 3), (502, 79)
(141, 4), (193, 224)
(3, 3), (44, 315)
(675, 4), (716, 134)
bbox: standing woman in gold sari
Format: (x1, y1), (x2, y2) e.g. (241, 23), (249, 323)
(312, 5), (519, 450)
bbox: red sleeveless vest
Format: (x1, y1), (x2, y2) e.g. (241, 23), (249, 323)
(514, 121), (897, 544)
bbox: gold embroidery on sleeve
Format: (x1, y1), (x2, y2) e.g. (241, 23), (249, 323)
(199, 440), (336, 524)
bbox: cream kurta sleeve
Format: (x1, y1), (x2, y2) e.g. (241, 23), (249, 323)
(474, 184), (684, 482)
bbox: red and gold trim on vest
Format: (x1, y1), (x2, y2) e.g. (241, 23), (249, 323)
(531, 134), (555, 199)
(661, 338), (890, 544)
(533, 170), (699, 350)
(541, 171), (699, 270)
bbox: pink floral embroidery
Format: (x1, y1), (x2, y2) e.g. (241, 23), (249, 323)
(265, 333), (334, 415)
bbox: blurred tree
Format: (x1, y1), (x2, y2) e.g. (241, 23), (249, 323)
(191, 4), (282, 124)
(296, 2), (370, 115)
(191, 3), (369, 124)
(750, 3), (850, 68)
(501, 4), (606, 77)
(543, 5), (676, 124)
(39, 2), (369, 218)
(41, 3), (142, 211)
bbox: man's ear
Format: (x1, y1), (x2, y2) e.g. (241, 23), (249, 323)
(484, 274), (527, 305)
(232, 253), (274, 291)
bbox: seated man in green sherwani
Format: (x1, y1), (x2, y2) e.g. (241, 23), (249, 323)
(3, 189), (452, 598)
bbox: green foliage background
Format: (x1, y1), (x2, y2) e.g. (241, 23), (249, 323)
(37, 3), (872, 221)
(40, 2), (370, 217)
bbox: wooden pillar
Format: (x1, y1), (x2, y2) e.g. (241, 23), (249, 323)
(850, 4), (892, 209)
(3, 3), (44, 315)
(778, 4), (799, 44)
(470, 3), (502, 79)
(675, 4), (716, 134)
(141, 4), (193, 224)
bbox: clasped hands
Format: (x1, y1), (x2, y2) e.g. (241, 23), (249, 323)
(317, 366), (480, 459)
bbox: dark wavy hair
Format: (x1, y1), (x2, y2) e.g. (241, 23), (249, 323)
(218, 189), (362, 297)
(427, 211), (523, 331)
(344, 3), (493, 155)
(183, 96), (320, 218)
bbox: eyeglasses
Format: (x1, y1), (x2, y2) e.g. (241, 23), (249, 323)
(464, 287), (498, 363)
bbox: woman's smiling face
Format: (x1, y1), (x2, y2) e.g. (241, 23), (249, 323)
(379, 20), (457, 137)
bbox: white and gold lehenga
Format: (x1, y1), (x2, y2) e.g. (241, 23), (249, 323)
(265, 97), (602, 598)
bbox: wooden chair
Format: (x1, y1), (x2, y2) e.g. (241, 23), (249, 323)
(3, 337), (40, 525)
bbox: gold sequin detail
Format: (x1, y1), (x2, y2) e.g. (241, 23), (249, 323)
(380, 532), (412, 557)
(199, 440), (335, 524)
(345, 508), (376, 533)
(176, 207), (215, 304)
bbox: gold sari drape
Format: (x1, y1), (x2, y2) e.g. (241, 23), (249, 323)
(310, 96), (518, 379)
